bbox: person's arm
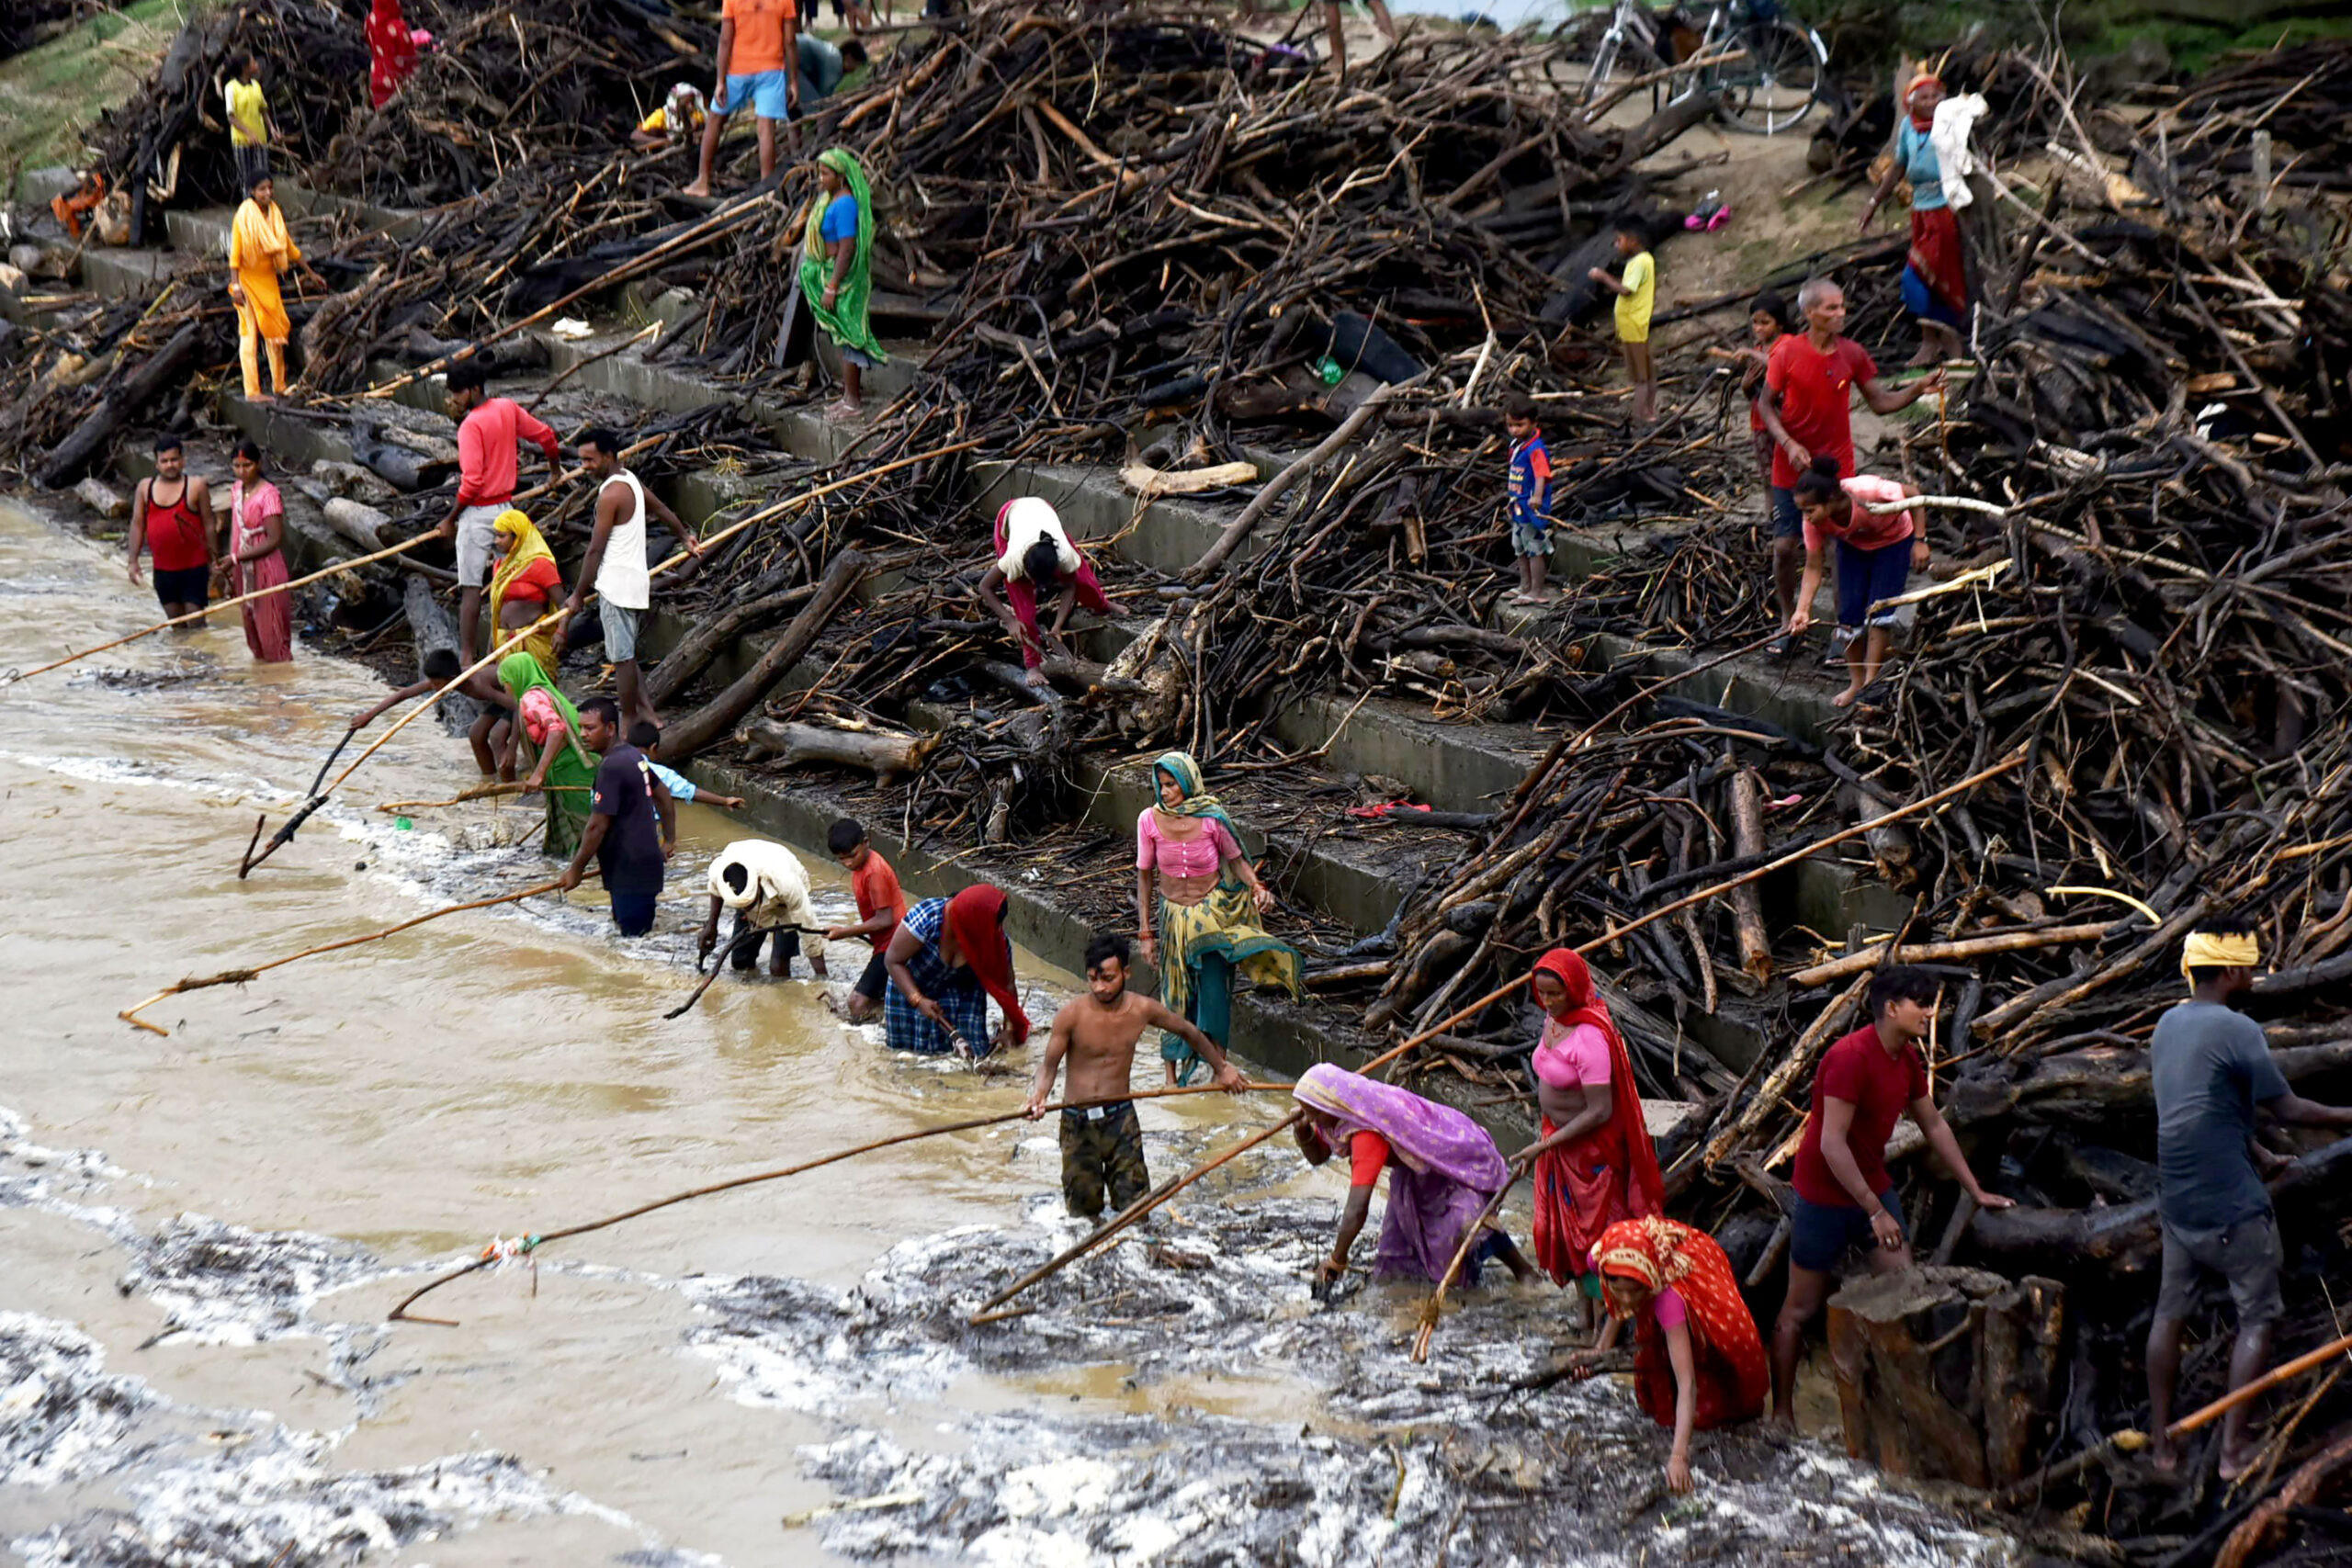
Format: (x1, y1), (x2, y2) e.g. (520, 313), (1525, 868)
(783, 14), (801, 113)
(827, 908), (897, 943)
(2262, 1091), (2352, 1132)
(519, 718), (565, 791)
(1907, 1096), (2013, 1210)
(559, 812), (610, 890)
(827, 232), (854, 299)
(698, 892), (726, 960)
(1025, 1007), (1074, 1118)
(1756, 381), (1805, 470)
(126, 479), (150, 583)
(976, 565), (1028, 641)
(1663, 1315), (1699, 1493)
(1815, 1096), (1904, 1250)
(1517, 1078), (1611, 1164)
(1860, 153), (1903, 232)
(643, 486), (701, 558)
(1044, 573), (1080, 643)
(560, 482), (621, 647)
(1788, 543), (1826, 633)
(514, 406), (562, 476)
(884, 919), (944, 1025)
(1295, 1122), (1333, 1166)
(1139, 998), (1246, 1091)
(1214, 827), (1276, 916)
(1136, 863), (1159, 970)
(711, 19), (735, 108)
(187, 479), (216, 570)
(1586, 265), (1630, 296)
(438, 411), (484, 536)
(1859, 369), (1943, 414)
(1902, 482), (1930, 572)
(348, 679), (430, 732)
(651, 774), (676, 857)
(1319, 1176), (1376, 1282)
(1529, 451), (1550, 518)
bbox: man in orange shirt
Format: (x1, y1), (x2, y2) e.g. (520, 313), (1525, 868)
(684, 0), (797, 198)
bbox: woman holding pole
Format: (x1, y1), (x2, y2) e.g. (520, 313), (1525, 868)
(501, 652), (596, 856)
(224, 441), (293, 664)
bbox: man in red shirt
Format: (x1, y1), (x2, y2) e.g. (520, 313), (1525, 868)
(1756, 278), (1943, 658)
(127, 434), (216, 622)
(825, 817), (907, 1022)
(1769, 964), (2013, 1425)
(434, 360), (561, 665)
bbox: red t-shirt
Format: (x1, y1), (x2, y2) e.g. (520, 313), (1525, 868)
(849, 851), (908, 952)
(1766, 333), (1877, 489)
(1348, 1131), (1392, 1186)
(1792, 1026), (1928, 1207)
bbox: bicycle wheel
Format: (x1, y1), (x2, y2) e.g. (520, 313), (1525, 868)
(1716, 17), (1825, 135)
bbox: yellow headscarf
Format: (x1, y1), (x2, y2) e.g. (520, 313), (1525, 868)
(487, 509), (559, 676)
(2181, 931), (2260, 986)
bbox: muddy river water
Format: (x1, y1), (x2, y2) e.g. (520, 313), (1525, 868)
(0, 501), (2011, 1565)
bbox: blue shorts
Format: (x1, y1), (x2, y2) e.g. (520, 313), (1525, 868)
(1791, 1188), (1905, 1272)
(1834, 537), (1911, 629)
(722, 69), (791, 121)
(1768, 485), (1802, 539)
(609, 891), (659, 938)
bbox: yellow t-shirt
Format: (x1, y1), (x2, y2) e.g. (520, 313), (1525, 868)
(227, 79), (268, 147)
(1614, 250), (1656, 344)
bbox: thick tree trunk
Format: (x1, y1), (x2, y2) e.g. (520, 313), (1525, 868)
(659, 550), (868, 761)
(1728, 769), (1771, 982)
(643, 583), (816, 707)
(1827, 1265), (2066, 1488)
(322, 497), (390, 552)
(736, 718), (937, 783)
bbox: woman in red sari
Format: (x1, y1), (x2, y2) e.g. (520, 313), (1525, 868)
(1520, 949), (1664, 1329)
(368, 0), (421, 109)
(1569, 1215), (1770, 1493)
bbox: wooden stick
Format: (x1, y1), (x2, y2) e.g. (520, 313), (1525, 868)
(120, 878), (568, 1035)
(385, 1082), (1298, 1325)
(376, 783), (585, 811)
(3, 533), (436, 686)
(1991, 1326), (2352, 1508)
(1784, 922), (2115, 989)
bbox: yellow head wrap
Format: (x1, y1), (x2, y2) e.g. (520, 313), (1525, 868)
(487, 508), (560, 676)
(2181, 931), (2260, 985)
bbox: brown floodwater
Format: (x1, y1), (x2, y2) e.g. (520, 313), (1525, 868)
(0, 500), (2007, 1567)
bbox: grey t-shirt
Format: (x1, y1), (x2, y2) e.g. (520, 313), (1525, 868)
(2151, 1000), (2290, 1230)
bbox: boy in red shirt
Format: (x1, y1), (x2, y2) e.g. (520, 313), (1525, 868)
(1769, 964), (2012, 1425)
(1756, 278), (1942, 658)
(826, 818), (907, 1022)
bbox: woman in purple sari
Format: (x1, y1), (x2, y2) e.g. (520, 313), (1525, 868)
(1294, 1064), (1535, 1286)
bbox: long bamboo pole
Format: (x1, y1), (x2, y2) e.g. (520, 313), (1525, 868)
(4, 533), (437, 687)
(386, 1082), (1298, 1325)
(119, 877), (570, 1035)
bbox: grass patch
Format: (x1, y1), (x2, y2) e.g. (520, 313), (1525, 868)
(0, 1), (219, 189)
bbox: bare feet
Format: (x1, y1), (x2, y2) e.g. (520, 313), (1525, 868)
(827, 398), (864, 421)
(1832, 683), (1864, 709)
(2219, 1438), (2262, 1482)
(1906, 345), (1939, 368)
(2149, 1438), (2180, 1477)
(681, 179), (712, 198)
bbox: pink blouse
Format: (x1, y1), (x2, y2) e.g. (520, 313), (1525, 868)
(519, 687), (566, 746)
(1532, 1019), (1611, 1089)
(1136, 810), (1239, 879)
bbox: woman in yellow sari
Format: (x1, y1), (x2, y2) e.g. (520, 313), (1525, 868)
(467, 509), (566, 776)
(227, 175), (320, 402)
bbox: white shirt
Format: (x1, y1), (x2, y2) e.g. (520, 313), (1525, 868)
(594, 468), (650, 610)
(707, 840), (818, 931)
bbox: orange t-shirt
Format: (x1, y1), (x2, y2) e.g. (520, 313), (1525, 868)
(849, 852), (908, 951)
(722, 0), (791, 73)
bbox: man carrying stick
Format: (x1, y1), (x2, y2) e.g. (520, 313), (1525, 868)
(435, 361), (560, 666)
(1770, 965), (2013, 1424)
(1026, 934), (1245, 1219)
(2147, 916), (2352, 1478)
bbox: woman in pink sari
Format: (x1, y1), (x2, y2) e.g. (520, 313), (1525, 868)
(1294, 1064), (1534, 1286)
(226, 440), (293, 663)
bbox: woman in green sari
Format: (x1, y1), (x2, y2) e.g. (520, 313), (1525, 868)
(1133, 751), (1304, 1084)
(800, 146), (888, 421)
(499, 652), (596, 859)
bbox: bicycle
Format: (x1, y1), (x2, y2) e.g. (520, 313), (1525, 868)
(1577, 0), (1828, 136)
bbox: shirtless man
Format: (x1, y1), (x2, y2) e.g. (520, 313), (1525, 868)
(1025, 933), (1247, 1218)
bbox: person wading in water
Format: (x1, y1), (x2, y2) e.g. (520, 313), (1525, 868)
(127, 434), (215, 623)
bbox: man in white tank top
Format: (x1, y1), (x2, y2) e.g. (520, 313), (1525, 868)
(561, 426), (701, 730)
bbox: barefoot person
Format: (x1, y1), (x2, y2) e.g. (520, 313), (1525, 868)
(977, 497), (1113, 685)
(1024, 934), (1247, 1218)
(435, 361), (561, 665)
(1770, 965), (2013, 1425)
(1588, 219), (1657, 425)
(698, 839), (828, 979)
(1711, 291), (1799, 631)
(1862, 72), (1970, 367)
(2147, 917), (2352, 1479)
(1134, 751), (1301, 1087)
(684, 0), (797, 197)
(1756, 277), (1942, 657)
(1565, 1216), (1770, 1494)
(800, 148), (888, 419)
(501, 652), (597, 858)
(1785, 457), (1926, 708)
(227, 175), (321, 403)
(224, 441), (293, 664)
(883, 884), (1029, 1058)
(1503, 395), (1554, 604)
(827, 818), (907, 1023)
(1521, 949), (1665, 1332)
(560, 426), (700, 732)
(1293, 1064), (1536, 1288)
(128, 434), (214, 624)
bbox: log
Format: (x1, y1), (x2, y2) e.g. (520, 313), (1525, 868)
(1186, 372), (1428, 581)
(1788, 923), (2117, 989)
(642, 584), (816, 707)
(322, 497), (391, 552)
(404, 575), (480, 736)
(1727, 769), (1771, 982)
(658, 550), (868, 761)
(37, 322), (204, 488)
(347, 420), (442, 492)
(1827, 1265), (2066, 1488)
(735, 719), (938, 784)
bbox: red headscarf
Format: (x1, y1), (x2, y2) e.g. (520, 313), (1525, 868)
(1530, 949), (1665, 1217)
(368, 0), (420, 110)
(1905, 72), (1942, 131)
(944, 886), (1030, 1043)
